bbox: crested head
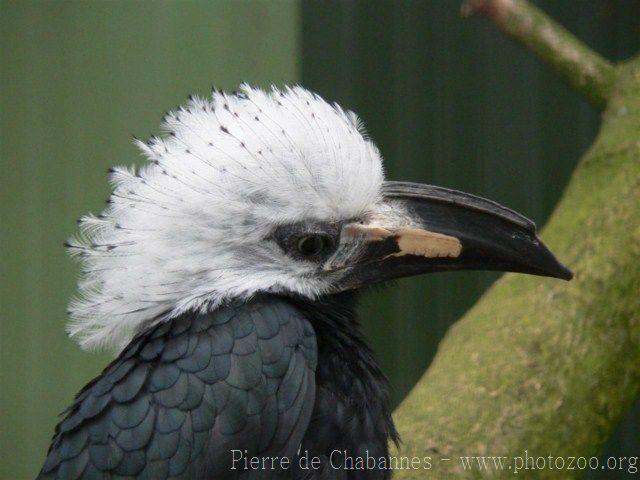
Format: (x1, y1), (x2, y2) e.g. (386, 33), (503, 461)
(68, 85), (385, 351)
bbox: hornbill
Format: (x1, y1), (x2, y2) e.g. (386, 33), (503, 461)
(39, 85), (572, 479)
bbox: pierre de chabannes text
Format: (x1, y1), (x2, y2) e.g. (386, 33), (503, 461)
(231, 450), (429, 472)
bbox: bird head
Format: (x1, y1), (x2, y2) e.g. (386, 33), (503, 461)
(68, 85), (571, 351)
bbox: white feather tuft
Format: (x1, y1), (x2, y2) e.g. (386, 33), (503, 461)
(68, 85), (385, 351)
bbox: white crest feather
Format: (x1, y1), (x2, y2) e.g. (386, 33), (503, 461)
(68, 85), (385, 351)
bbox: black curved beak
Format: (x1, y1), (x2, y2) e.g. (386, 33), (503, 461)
(335, 181), (572, 291)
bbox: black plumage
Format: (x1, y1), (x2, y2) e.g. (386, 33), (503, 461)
(39, 293), (396, 479)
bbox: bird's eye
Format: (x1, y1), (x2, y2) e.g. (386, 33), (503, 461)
(296, 234), (332, 257)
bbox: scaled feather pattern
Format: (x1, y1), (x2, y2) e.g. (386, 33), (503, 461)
(68, 85), (385, 351)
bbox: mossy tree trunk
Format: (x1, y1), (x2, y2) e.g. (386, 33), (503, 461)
(392, 1), (640, 478)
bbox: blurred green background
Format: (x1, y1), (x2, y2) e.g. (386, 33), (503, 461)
(1, 1), (638, 478)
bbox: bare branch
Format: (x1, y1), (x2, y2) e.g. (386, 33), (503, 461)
(461, 0), (615, 108)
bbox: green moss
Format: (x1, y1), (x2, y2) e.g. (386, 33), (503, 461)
(391, 56), (640, 479)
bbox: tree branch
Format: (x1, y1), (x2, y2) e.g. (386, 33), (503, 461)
(391, 3), (640, 477)
(392, 57), (640, 478)
(461, 0), (615, 108)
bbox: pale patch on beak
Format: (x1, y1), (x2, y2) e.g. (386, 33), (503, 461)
(342, 224), (392, 241)
(342, 224), (462, 259)
(394, 228), (462, 258)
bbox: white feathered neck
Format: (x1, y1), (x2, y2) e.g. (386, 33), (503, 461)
(68, 85), (384, 351)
